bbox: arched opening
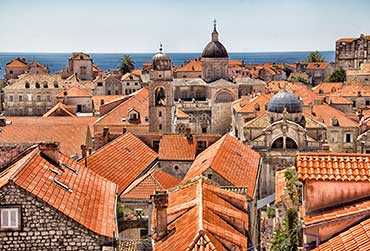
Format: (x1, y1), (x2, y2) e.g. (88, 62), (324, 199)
(271, 137), (298, 149)
(271, 137), (284, 149)
(155, 87), (166, 106)
(214, 90), (233, 103)
(286, 137), (298, 149)
(177, 123), (186, 133)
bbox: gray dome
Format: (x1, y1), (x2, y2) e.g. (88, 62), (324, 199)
(201, 22), (228, 58)
(152, 45), (172, 71)
(267, 91), (302, 113)
(202, 41), (228, 58)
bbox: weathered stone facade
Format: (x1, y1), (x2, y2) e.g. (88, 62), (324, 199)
(0, 183), (113, 250)
(336, 34), (370, 70)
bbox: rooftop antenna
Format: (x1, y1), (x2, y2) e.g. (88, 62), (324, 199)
(159, 43), (163, 53)
(213, 19), (217, 31)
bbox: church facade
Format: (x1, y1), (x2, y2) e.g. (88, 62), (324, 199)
(148, 22), (240, 135)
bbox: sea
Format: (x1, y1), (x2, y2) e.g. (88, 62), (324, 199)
(0, 51), (335, 77)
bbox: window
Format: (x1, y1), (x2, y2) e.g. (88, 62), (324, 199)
(0, 207), (21, 230)
(345, 133), (352, 143)
(25, 82), (30, 88)
(152, 140), (160, 152)
(135, 82), (138, 86)
(53, 82), (59, 88)
(145, 116), (149, 122)
(202, 127), (207, 134)
(37, 95), (41, 102)
(47, 95), (51, 102)
(366, 100), (370, 106)
(352, 101), (356, 108)
(43, 83), (48, 88)
(159, 111), (162, 117)
(9, 95), (13, 102)
(197, 141), (207, 151)
(115, 90), (119, 95)
(107, 90), (111, 95)
(9, 70), (13, 74)
(35, 82), (40, 88)
(174, 165), (179, 171)
(207, 174), (213, 179)
(126, 82), (130, 86)
(159, 124), (162, 130)
(97, 82), (103, 87)
(18, 95), (23, 102)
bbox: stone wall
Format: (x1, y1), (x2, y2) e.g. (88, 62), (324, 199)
(159, 160), (192, 179)
(0, 183), (113, 250)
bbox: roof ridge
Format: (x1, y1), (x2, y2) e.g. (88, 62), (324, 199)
(9, 147), (39, 182)
(198, 178), (204, 232)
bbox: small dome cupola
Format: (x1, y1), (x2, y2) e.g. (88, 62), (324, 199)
(201, 20), (228, 58)
(152, 44), (172, 71)
(267, 90), (302, 114)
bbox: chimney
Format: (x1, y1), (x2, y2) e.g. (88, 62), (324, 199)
(152, 191), (168, 239)
(103, 127), (110, 145)
(39, 142), (60, 164)
(81, 144), (87, 158)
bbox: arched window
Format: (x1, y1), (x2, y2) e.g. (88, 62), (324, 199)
(286, 137), (298, 149)
(319, 89), (323, 94)
(331, 87), (336, 93)
(155, 87), (166, 106)
(271, 137), (284, 149)
(35, 82), (40, 88)
(43, 82), (48, 88)
(215, 91), (233, 103)
(54, 82), (59, 88)
(25, 82), (30, 88)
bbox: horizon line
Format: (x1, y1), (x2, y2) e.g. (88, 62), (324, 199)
(0, 50), (335, 54)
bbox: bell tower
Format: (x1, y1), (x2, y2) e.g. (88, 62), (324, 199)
(149, 44), (174, 133)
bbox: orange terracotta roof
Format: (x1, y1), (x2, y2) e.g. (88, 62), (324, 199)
(303, 104), (357, 127)
(312, 82), (343, 94)
(183, 134), (260, 198)
(92, 95), (125, 112)
(93, 64), (102, 73)
(121, 168), (181, 200)
(229, 59), (243, 66)
(296, 152), (370, 182)
(174, 59), (202, 72)
(121, 72), (141, 81)
(131, 69), (142, 75)
(153, 178), (248, 251)
(312, 217), (370, 251)
(6, 58), (29, 68)
(233, 94), (272, 114)
(304, 62), (330, 70)
(56, 86), (92, 98)
(304, 200), (370, 226)
(84, 133), (158, 194)
(0, 146), (117, 238)
(327, 95), (352, 105)
(94, 88), (149, 127)
(43, 102), (76, 117)
(337, 84), (370, 97)
(158, 135), (196, 161)
(71, 52), (91, 60)
(29, 61), (49, 72)
(0, 117), (96, 157)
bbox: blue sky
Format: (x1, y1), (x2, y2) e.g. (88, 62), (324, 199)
(0, 0), (369, 53)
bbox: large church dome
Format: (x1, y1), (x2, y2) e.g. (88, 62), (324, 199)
(201, 21), (228, 58)
(267, 91), (302, 113)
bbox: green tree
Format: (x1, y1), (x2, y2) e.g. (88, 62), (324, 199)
(270, 168), (301, 251)
(119, 54), (135, 74)
(306, 51), (324, 62)
(328, 68), (346, 82)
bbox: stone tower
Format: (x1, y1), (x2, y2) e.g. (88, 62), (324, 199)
(201, 20), (229, 83)
(149, 45), (174, 133)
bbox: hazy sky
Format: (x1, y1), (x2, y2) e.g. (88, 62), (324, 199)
(0, 0), (369, 53)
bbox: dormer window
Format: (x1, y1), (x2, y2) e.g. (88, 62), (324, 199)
(128, 109), (140, 122)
